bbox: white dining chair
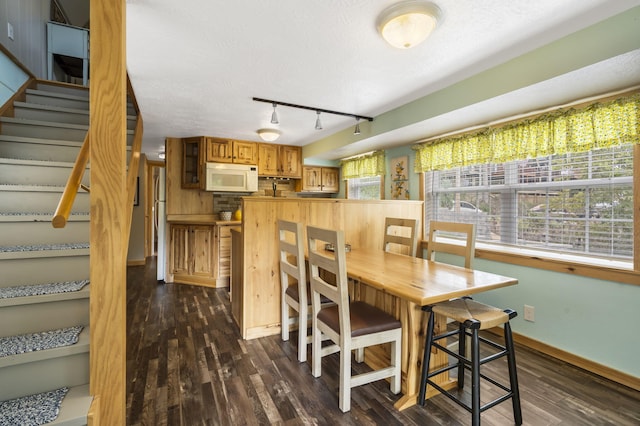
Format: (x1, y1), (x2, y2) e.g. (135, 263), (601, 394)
(383, 217), (419, 257)
(425, 220), (476, 268)
(307, 225), (402, 412)
(278, 219), (311, 362)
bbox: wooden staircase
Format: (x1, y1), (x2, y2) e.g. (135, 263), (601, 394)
(0, 81), (134, 425)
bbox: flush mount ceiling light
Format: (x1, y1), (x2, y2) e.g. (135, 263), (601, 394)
(377, 1), (442, 49)
(257, 128), (281, 142)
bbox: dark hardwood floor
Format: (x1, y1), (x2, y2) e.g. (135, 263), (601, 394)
(126, 260), (640, 425)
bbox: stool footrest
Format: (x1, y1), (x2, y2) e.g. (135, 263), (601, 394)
(424, 377), (517, 415)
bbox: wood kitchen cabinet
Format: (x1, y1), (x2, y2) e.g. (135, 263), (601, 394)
(257, 143), (302, 178)
(181, 137), (205, 189)
(301, 166), (340, 192)
(170, 224), (214, 283)
(206, 137), (257, 165)
(169, 221), (236, 288)
(213, 223), (233, 287)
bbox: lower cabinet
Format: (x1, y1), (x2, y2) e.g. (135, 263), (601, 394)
(214, 224), (233, 287)
(169, 222), (234, 288)
(230, 228), (243, 328)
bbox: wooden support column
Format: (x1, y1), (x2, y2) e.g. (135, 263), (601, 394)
(89, 1), (127, 425)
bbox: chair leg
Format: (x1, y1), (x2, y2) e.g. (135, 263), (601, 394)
(471, 329), (480, 426)
(281, 299), (289, 341)
(339, 344), (351, 412)
(355, 347), (365, 363)
(298, 304), (307, 363)
(504, 322), (523, 425)
(417, 311), (435, 406)
(457, 322), (466, 389)
(390, 335), (401, 394)
(311, 317), (322, 378)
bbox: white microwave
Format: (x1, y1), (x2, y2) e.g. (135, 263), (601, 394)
(205, 163), (258, 192)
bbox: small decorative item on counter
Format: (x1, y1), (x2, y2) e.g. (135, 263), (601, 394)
(234, 208), (242, 221)
(219, 211), (232, 221)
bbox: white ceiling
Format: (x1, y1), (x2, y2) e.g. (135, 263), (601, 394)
(124, 0), (640, 162)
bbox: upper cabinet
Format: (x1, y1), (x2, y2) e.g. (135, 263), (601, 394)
(206, 137), (257, 165)
(301, 166), (340, 193)
(258, 143), (302, 178)
(321, 167), (340, 192)
(182, 137), (205, 189)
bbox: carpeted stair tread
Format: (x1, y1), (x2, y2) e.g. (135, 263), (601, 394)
(0, 326), (83, 358)
(0, 280), (89, 300)
(0, 243), (89, 253)
(0, 387), (68, 426)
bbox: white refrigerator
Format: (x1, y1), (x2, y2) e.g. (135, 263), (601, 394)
(154, 167), (167, 282)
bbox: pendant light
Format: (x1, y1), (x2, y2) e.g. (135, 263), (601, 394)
(270, 102), (279, 124)
(315, 111), (323, 130)
(354, 118), (361, 135)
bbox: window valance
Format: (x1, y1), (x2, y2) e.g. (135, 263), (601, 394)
(413, 93), (640, 172)
(341, 150), (385, 179)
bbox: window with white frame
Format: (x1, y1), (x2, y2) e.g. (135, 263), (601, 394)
(424, 144), (634, 259)
(347, 176), (382, 199)
(341, 150), (385, 200)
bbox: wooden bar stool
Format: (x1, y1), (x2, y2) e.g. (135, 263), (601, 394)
(417, 297), (522, 425)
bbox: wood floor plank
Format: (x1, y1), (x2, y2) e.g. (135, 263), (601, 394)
(127, 260), (640, 425)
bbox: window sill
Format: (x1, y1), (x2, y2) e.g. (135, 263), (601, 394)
(420, 240), (639, 286)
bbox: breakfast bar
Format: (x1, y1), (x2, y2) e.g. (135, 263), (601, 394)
(231, 197), (518, 410)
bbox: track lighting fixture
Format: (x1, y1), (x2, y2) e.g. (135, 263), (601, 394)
(253, 97), (373, 133)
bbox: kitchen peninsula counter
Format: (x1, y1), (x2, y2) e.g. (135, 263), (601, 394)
(236, 197), (423, 339)
(167, 214), (240, 225)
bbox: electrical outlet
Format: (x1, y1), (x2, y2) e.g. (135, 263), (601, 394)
(524, 304), (535, 322)
(7, 22), (14, 40)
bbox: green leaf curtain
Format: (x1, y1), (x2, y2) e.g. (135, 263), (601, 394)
(413, 93), (640, 172)
(341, 150), (386, 179)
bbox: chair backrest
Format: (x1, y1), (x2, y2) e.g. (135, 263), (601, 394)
(425, 221), (476, 268)
(278, 219), (306, 302)
(383, 217), (419, 257)
(306, 225), (351, 335)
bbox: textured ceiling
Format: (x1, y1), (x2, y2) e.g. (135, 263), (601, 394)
(125, 0), (640, 162)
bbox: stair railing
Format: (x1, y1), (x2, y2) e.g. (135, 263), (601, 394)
(52, 76), (143, 230)
(52, 132), (90, 228)
(125, 117), (144, 234)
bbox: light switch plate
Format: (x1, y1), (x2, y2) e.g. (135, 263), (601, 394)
(524, 304), (535, 322)
(7, 22), (14, 40)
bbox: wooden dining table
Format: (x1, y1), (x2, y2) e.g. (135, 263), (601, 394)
(342, 247), (518, 411)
